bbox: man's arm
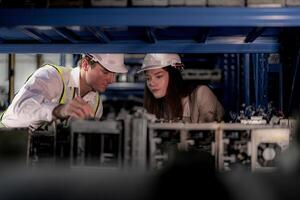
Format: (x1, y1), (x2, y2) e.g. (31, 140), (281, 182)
(52, 96), (94, 120)
(1, 66), (63, 128)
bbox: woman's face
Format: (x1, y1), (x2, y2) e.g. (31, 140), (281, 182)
(145, 68), (169, 99)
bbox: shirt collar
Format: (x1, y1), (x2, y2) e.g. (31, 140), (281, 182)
(69, 67), (80, 88)
(69, 66), (97, 98)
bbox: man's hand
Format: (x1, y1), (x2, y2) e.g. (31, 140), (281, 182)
(53, 96), (94, 119)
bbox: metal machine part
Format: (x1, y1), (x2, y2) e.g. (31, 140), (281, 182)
(221, 130), (251, 171)
(29, 130), (55, 168)
(3, 115), (292, 172)
(70, 120), (124, 170)
(0, 128), (29, 167)
(147, 122), (292, 171)
(148, 123), (219, 169)
(219, 124), (290, 171)
(181, 69), (222, 81)
(28, 123), (71, 168)
(251, 128), (290, 171)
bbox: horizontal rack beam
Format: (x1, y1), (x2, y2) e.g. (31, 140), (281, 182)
(1, 8), (300, 27)
(0, 43), (279, 53)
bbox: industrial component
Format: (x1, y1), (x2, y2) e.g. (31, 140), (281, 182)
(181, 69), (222, 81)
(229, 102), (285, 124)
(221, 129), (251, 171)
(70, 120), (124, 169)
(0, 86), (8, 111)
(0, 128), (29, 167)
(148, 123), (218, 169)
(0, 112), (293, 173)
(29, 129), (55, 168)
(240, 116), (267, 124)
(251, 128), (290, 171)
(147, 122), (292, 171)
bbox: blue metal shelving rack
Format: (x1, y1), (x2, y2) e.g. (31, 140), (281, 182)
(1, 7), (300, 53)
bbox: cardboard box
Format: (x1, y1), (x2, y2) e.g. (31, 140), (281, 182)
(208, 0), (244, 6)
(286, 0), (300, 6)
(153, 0), (168, 6)
(132, 0), (153, 6)
(47, 0), (84, 7)
(247, 0), (284, 7)
(169, 0), (185, 6)
(185, 0), (206, 6)
(91, 0), (127, 7)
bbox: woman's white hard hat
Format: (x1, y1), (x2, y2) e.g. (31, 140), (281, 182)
(85, 53), (128, 73)
(137, 53), (183, 73)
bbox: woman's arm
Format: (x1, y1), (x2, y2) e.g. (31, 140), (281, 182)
(195, 85), (224, 122)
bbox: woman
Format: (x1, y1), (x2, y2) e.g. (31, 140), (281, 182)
(138, 53), (224, 123)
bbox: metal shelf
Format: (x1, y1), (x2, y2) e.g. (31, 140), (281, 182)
(0, 7), (300, 53)
(2, 8), (300, 27)
(103, 82), (144, 102)
(107, 82), (144, 90)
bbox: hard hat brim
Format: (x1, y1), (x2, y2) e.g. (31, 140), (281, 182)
(84, 53), (128, 73)
(102, 64), (128, 73)
(136, 65), (166, 74)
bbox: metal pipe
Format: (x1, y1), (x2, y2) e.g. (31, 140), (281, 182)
(8, 54), (15, 103)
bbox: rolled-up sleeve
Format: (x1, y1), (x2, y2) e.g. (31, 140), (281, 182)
(196, 86), (224, 122)
(1, 66), (62, 128)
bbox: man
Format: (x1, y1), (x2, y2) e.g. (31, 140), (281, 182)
(0, 54), (127, 129)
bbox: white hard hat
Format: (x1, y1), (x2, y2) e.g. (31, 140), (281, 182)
(137, 53), (184, 73)
(85, 53), (128, 73)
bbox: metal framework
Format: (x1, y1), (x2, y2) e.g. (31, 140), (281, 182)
(1, 8), (299, 53)
(1, 8), (300, 27)
(147, 122), (291, 172)
(0, 43), (280, 53)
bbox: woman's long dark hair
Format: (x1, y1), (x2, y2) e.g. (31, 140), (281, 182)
(144, 66), (193, 120)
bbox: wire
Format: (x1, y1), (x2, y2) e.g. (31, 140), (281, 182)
(288, 53), (300, 116)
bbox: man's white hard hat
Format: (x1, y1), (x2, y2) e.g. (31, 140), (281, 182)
(85, 53), (128, 73)
(137, 53), (184, 73)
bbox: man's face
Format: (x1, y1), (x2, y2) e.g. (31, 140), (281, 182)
(85, 62), (116, 93)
